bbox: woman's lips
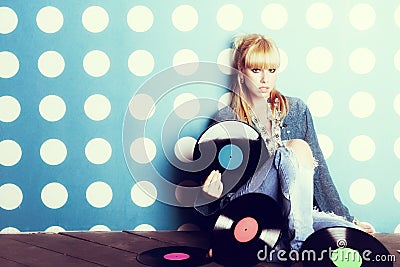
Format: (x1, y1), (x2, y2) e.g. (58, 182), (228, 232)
(259, 86), (270, 93)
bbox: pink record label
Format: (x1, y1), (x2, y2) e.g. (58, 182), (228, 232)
(163, 252), (190, 261)
(233, 216), (259, 243)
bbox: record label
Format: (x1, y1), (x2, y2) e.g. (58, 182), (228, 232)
(234, 216), (259, 243)
(137, 246), (211, 267)
(163, 252), (190, 261)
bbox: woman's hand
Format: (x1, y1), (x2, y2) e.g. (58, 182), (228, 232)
(357, 221), (376, 234)
(202, 170), (223, 199)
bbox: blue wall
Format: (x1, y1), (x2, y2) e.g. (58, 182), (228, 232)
(1, 1), (400, 233)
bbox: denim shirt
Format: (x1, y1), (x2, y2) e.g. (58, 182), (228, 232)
(212, 96), (353, 221)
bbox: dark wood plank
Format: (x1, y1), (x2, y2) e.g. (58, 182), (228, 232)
(0, 257), (28, 267)
(0, 237), (98, 267)
(374, 233), (400, 265)
(61, 231), (172, 253)
(127, 231), (212, 248)
(4, 232), (140, 267)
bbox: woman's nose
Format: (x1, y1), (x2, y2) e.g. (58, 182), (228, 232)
(260, 70), (266, 83)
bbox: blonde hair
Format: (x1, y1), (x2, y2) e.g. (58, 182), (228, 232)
(230, 33), (289, 124)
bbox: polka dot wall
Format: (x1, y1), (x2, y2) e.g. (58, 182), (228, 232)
(1, 1), (400, 233)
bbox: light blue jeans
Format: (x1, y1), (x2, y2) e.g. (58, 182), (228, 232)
(229, 144), (358, 251)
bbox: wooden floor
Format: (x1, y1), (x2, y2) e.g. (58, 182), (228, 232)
(0, 231), (398, 266)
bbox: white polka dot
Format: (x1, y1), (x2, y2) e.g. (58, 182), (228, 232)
(127, 6), (154, 32)
(84, 94), (111, 121)
(306, 47), (333, 74)
(85, 138), (112, 164)
(306, 3), (333, 29)
(261, 4), (288, 30)
(394, 137), (400, 159)
(39, 95), (66, 122)
(349, 135), (375, 161)
(36, 6), (63, 33)
(38, 51), (65, 78)
(317, 134), (334, 159)
(394, 181), (400, 203)
(0, 7), (18, 34)
(41, 182), (68, 209)
(395, 224), (400, 234)
(174, 136), (196, 163)
(90, 225), (111, 231)
(134, 224), (156, 231)
(175, 180), (198, 207)
(218, 92), (232, 110)
(129, 94), (155, 120)
(0, 140), (22, 166)
(394, 49), (400, 72)
(82, 6), (109, 33)
(40, 139), (67, 165)
(173, 49), (199, 75)
(349, 92), (375, 118)
(83, 50), (110, 77)
(216, 4), (243, 31)
(174, 93), (200, 119)
(1, 227), (20, 234)
(217, 48), (234, 74)
(0, 96), (20, 122)
(86, 181), (113, 208)
(0, 51), (19, 78)
(395, 6), (400, 29)
(349, 178), (376, 205)
(128, 50), (154, 76)
(349, 4), (376, 31)
(131, 181), (157, 207)
(0, 183), (23, 210)
(172, 5), (198, 32)
(130, 137), (157, 164)
(177, 223), (200, 231)
(307, 90), (333, 117)
(349, 48), (375, 74)
(45, 226), (65, 233)
(278, 48), (288, 73)
(394, 94), (400, 116)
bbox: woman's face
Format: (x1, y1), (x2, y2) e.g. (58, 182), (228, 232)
(242, 67), (277, 101)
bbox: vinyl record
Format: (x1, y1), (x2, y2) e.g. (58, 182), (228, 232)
(136, 246), (211, 267)
(212, 193), (284, 266)
(192, 120), (269, 196)
(301, 226), (393, 267)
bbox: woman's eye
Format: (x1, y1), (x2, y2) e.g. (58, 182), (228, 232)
(251, 68), (261, 73)
(269, 69), (276, 73)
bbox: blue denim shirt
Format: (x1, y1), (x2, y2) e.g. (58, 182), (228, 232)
(213, 96), (353, 221)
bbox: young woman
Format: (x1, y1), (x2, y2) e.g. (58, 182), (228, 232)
(199, 33), (374, 251)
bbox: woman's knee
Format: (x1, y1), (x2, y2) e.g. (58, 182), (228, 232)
(285, 139), (315, 169)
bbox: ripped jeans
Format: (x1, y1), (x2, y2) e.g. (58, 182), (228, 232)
(229, 144), (358, 251)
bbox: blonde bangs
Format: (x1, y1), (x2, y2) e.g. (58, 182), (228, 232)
(244, 42), (280, 70)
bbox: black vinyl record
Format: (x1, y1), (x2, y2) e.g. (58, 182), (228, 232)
(192, 120), (269, 195)
(212, 193), (284, 266)
(136, 246), (211, 267)
(301, 226), (393, 267)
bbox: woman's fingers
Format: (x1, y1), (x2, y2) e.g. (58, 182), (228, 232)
(204, 170), (217, 187)
(203, 170), (223, 198)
